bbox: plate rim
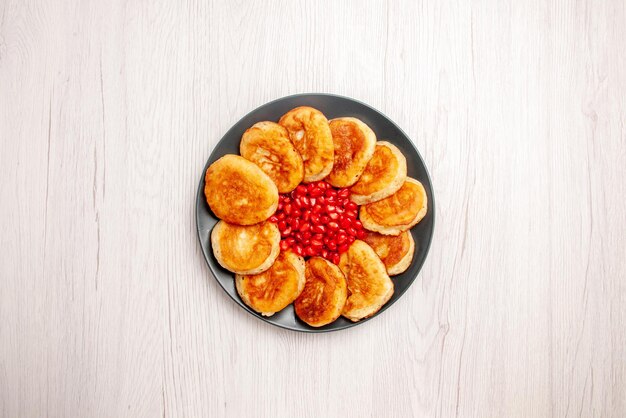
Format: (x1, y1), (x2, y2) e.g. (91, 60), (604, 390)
(195, 92), (436, 333)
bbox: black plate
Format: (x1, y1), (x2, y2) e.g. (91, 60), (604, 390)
(196, 93), (435, 332)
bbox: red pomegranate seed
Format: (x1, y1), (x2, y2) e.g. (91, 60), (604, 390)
(302, 231), (312, 240)
(292, 209), (301, 218)
(320, 215), (331, 224)
(296, 184), (308, 196)
(310, 239), (323, 249)
(291, 218), (301, 230)
(318, 196), (326, 205)
(293, 244), (303, 256)
(321, 249), (329, 258)
(312, 225), (325, 234)
(326, 205), (336, 213)
(278, 220), (287, 231)
(338, 189), (350, 199)
(347, 235), (356, 244)
(347, 227), (358, 237)
(277, 202), (284, 211)
(269, 215), (278, 222)
(331, 253), (340, 264)
(282, 227), (292, 237)
(338, 244), (350, 254)
(284, 204), (292, 215)
(310, 213), (321, 224)
(312, 204), (323, 214)
(325, 189), (336, 198)
(294, 232), (303, 241)
(286, 237), (296, 246)
(353, 219), (363, 229)
(302, 196), (310, 206)
(345, 210), (358, 219)
(304, 246), (316, 257)
(277, 212), (286, 220)
(302, 210), (311, 222)
(356, 229), (367, 239)
(309, 197), (317, 206)
(299, 222), (310, 232)
(328, 221), (339, 230)
(327, 240), (337, 251)
(346, 201), (358, 211)
(328, 212), (340, 220)
(340, 218), (351, 229)
(280, 240), (289, 251)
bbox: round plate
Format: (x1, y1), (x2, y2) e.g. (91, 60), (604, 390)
(196, 93), (435, 332)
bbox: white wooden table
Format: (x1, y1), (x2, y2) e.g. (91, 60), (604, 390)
(1, 1), (625, 416)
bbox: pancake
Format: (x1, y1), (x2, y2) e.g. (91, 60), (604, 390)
(204, 154), (278, 225)
(278, 106), (334, 182)
(240, 121), (304, 193)
(349, 141), (407, 205)
(211, 220), (280, 275)
(294, 257), (347, 327)
(362, 231), (415, 276)
(359, 178), (428, 235)
(326, 117), (376, 187)
(338, 240), (394, 322)
(235, 250), (305, 316)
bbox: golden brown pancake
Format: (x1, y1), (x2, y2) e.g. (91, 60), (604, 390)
(362, 231), (415, 276)
(204, 154), (278, 225)
(211, 220), (280, 275)
(338, 240), (394, 322)
(235, 250), (305, 316)
(359, 178), (428, 235)
(350, 141), (407, 205)
(294, 257), (347, 327)
(240, 121), (304, 193)
(278, 106), (334, 182)
(326, 117), (376, 187)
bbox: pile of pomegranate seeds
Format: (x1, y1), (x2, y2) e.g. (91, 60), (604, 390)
(268, 181), (367, 264)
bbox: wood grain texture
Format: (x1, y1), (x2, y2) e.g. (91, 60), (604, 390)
(1, 0), (625, 416)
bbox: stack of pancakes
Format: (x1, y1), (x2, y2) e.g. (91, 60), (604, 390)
(204, 106), (428, 327)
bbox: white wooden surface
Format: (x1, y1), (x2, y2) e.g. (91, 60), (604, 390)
(1, 0), (625, 416)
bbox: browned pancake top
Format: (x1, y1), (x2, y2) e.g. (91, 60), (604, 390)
(362, 231), (411, 269)
(365, 180), (424, 226)
(350, 144), (399, 195)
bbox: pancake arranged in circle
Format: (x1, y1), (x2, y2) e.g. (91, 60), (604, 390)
(204, 154), (278, 225)
(278, 106), (334, 183)
(326, 117), (377, 187)
(338, 240), (394, 322)
(211, 220), (280, 275)
(240, 121), (304, 193)
(236, 250), (305, 316)
(349, 141), (407, 205)
(294, 257), (347, 327)
(359, 178), (428, 235)
(362, 231), (415, 276)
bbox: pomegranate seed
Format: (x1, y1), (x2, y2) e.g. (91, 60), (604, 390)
(292, 209), (301, 218)
(299, 222), (310, 232)
(280, 240), (289, 251)
(338, 189), (350, 199)
(296, 184), (308, 195)
(282, 227), (292, 237)
(347, 235), (356, 244)
(312, 233), (324, 241)
(336, 234), (348, 245)
(277, 202), (284, 211)
(309, 197), (317, 206)
(326, 205), (336, 213)
(310, 214), (321, 224)
(328, 221), (339, 230)
(278, 220), (287, 231)
(318, 182), (329, 190)
(291, 218), (301, 230)
(286, 237), (296, 246)
(277, 212), (286, 220)
(269, 215), (278, 222)
(318, 197), (326, 205)
(310, 239), (323, 248)
(312, 225), (325, 234)
(356, 229), (367, 239)
(302, 196), (310, 206)
(328, 212), (340, 220)
(302, 231), (312, 240)
(327, 241), (337, 251)
(320, 215), (331, 224)
(325, 189), (336, 198)
(293, 197), (302, 208)
(312, 204), (324, 214)
(353, 219), (363, 229)
(304, 246), (316, 257)
(346, 201), (358, 211)
(309, 188), (323, 197)
(284, 204), (292, 215)
(340, 218), (351, 229)
(347, 227), (358, 237)
(294, 232), (303, 241)
(283, 197), (291, 205)
(345, 210), (358, 219)
(302, 210), (311, 222)
(293, 245), (303, 256)
(338, 244), (350, 254)
(331, 253), (340, 264)
(321, 249), (329, 258)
